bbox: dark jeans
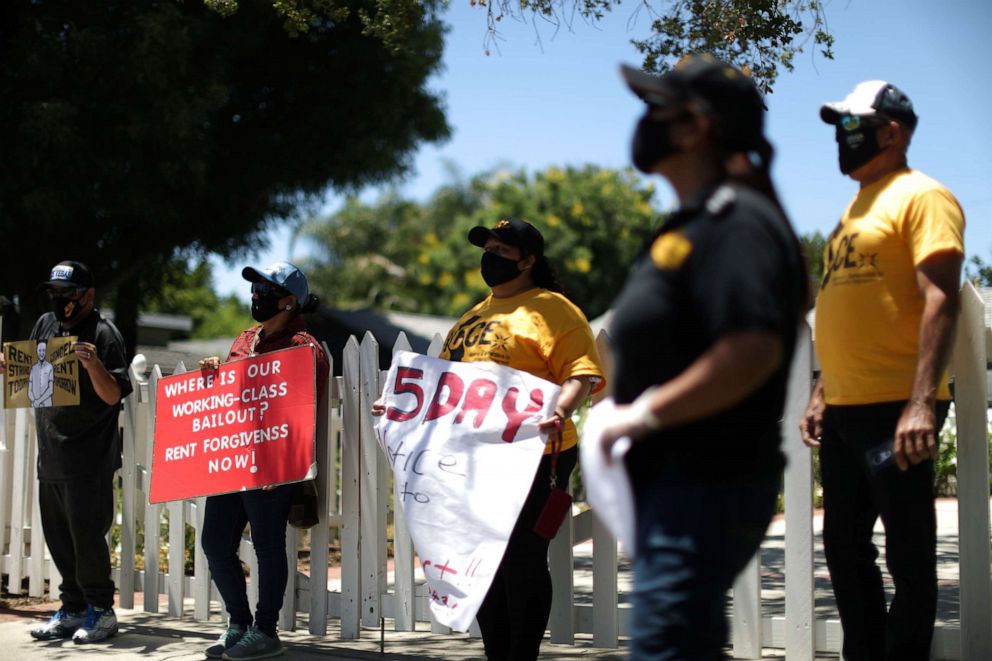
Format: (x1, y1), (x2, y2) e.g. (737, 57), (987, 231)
(38, 476), (117, 610)
(201, 484), (295, 635)
(820, 401), (949, 661)
(629, 466), (780, 660)
(476, 446), (577, 661)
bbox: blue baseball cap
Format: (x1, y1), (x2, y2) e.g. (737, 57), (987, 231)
(241, 261), (310, 303)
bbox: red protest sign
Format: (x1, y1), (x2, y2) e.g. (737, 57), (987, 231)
(150, 345), (316, 503)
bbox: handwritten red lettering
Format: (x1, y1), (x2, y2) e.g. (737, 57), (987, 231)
(500, 387), (544, 442)
(424, 371), (464, 422)
(455, 378), (497, 428)
(386, 367), (425, 422)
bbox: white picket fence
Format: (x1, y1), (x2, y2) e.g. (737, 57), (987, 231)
(1, 282), (990, 659)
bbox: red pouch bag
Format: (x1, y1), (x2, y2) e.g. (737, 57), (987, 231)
(532, 421), (573, 540)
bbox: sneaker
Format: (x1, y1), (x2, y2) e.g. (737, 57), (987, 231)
(71, 604), (118, 644)
(30, 607), (86, 640)
(221, 626), (283, 660)
(205, 622), (247, 658)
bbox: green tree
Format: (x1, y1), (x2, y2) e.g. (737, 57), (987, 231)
(300, 165), (660, 319)
(0, 0), (448, 355)
(965, 255), (992, 286)
(134, 256), (251, 340)
(800, 230), (827, 286)
(477, 1), (834, 93)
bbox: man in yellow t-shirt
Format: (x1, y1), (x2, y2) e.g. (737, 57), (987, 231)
(800, 81), (964, 661)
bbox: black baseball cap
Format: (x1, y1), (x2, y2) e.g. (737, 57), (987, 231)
(621, 54), (768, 153)
(41, 260), (94, 289)
(820, 80), (918, 131)
(468, 217), (545, 257)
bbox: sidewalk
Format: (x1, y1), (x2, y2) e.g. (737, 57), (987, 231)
(0, 607), (814, 660)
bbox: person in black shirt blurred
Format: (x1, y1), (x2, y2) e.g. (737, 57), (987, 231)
(599, 56), (807, 659)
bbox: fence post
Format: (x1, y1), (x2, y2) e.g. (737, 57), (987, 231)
(0, 375), (11, 586)
(9, 408), (30, 596)
(390, 333), (416, 632)
(339, 336), (362, 638)
(951, 282), (992, 660)
(308, 343), (335, 635)
(549, 509), (575, 644)
(119, 366), (141, 609)
(144, 365), (163, 612)
(783, 325), (815, 660)
(732, 554), (762, 660)
(193, 496), (210, 621)
(166, 362), (188, 618)
(419, 334), (451, 635)
(359, 332), (386, 629)
(26, 416), (44, 597)
(280, 527), (298, 631)
(591, 512), (619, 647)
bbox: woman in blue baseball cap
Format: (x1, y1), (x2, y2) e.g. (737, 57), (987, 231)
(197, 261), (329, 660)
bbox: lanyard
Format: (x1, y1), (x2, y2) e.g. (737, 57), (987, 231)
(549, 418), (563, 489)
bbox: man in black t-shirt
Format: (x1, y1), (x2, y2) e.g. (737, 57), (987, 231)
(1, 261), (132, 643)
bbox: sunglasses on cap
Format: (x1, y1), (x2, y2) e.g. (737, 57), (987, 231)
(839, 114), (889, 133)
(250, 281), (290, 297)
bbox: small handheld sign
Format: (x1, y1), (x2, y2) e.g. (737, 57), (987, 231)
(3, 337), (80, 409)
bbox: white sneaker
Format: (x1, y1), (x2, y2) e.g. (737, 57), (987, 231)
(30, 607), (86, 640)
(71, 605), (118, 643)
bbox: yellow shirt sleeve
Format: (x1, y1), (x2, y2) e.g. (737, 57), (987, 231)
(902, 187), (965, 265)
(545, 322), (606, 394)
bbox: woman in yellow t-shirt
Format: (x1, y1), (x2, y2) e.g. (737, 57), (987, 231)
(440, 217), (605, 660)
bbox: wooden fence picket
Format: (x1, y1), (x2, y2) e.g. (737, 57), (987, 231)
(0, 376), (11, 586)
(358, 332), (386, 629)
(144, 365), (162, 612)
(9, 408), (29, 598)
(950, 282), (992, 660)
(783, 327), (815, 660)
(165, 364), (188, 618)
(119, 366), (141, 609)
(389, 332), (416, 632)
(307, 342), (334, 635)
(339, 336), (362, 638)
(28, 418), (45, 597)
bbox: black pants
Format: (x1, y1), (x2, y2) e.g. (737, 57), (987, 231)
(38, 476), (117, 611)
(476, 446), (577, 661)
(820, 401), (949, 661)
(201, 484), (294, 635)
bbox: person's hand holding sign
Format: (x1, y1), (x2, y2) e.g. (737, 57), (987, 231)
(73, 340), (123, 406)
(73, 341), (99, 367)
(199, 356), (222, 371)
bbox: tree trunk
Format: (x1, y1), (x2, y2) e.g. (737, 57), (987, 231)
(113, 276), (140, 362)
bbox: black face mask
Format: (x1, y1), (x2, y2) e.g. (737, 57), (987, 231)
(481, 251), (523, 287)
(50, 294), (85, 324)
(251, 294), (284, 323)
(836, 123), (884, 175)
(631, 114), (678, 174)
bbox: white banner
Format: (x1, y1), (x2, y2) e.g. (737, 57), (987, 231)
(375, 351), (560, 631)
